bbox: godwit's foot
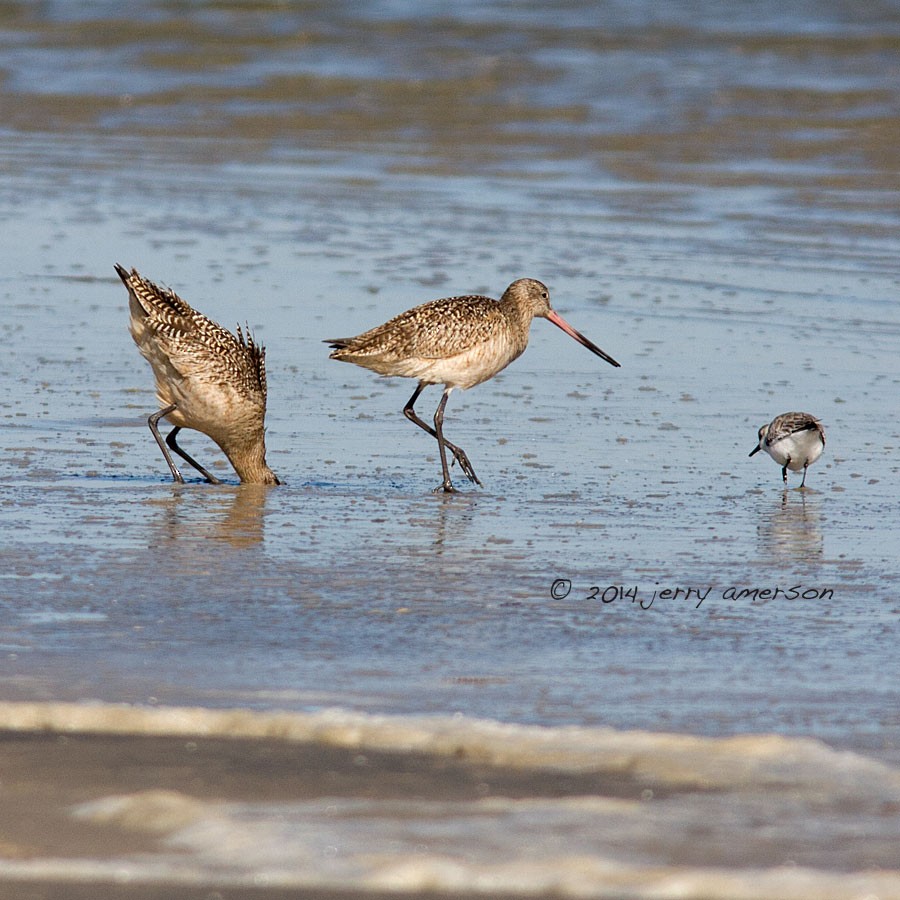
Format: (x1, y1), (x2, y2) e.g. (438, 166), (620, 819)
(433, 479), (459, 494)
(454, 453), (481, 485)
(444, 442), (481, 486)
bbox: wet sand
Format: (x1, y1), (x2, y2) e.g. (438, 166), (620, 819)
(3, 887), (502, 900)
(1, 702), (899, 898)
(0, 731), (607, 900)
(2, 730), (567, 899)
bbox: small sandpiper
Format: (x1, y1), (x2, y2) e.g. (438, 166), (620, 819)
(749, 412), (825, 488)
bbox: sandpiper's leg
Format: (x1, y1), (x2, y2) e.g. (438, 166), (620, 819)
(148, 404), (185, 484)
(782, 456), (790, 486)
(166, 427), (222, 484)
(403, 385), (481, 486)
(800, 461), (809, 489)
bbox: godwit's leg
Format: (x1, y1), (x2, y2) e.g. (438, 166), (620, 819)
(148, 404), (185, 484)
(403, 384), (480, 486)
(165, 427), (222, 485)
(432, 389), (483, 493)
(433, 389), (456, 493)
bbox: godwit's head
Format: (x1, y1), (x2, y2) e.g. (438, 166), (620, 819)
(502, 277), (553, 318)
(503, 278), (621, 368)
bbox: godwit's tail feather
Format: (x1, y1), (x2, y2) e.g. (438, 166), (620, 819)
(117, 263), (196, 323)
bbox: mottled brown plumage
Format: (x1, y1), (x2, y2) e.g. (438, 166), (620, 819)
(327, 277), (620, 492)
(118, 264), (280, 485)
(749, 411), (825, 488)
(330, 294), (525, 379)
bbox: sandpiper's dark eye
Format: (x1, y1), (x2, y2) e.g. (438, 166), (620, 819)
(541, 291), (549, 300)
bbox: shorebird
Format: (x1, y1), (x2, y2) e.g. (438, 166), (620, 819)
(326, 277), (620, 492)
(117, 264), (281, 486)
(749, 412), (825, 488)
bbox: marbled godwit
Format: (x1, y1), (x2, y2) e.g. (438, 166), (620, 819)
(749, 412), (825, 488)
(117, 264), (281, 486)
(327, 278), (620, 492)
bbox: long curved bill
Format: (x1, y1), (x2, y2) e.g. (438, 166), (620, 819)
(546, 310), (621, 368)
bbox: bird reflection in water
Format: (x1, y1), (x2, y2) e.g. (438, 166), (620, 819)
(148, 485), (272, 554)
(756, 488), (824, 562)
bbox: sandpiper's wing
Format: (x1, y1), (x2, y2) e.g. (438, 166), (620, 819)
(767, 412), (824, 445)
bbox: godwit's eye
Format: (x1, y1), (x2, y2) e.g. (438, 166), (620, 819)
(541, 291), (549, 301)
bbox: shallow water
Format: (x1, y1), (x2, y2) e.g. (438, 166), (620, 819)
(1, 1), (899, 896)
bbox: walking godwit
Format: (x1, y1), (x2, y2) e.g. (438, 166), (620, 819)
(117, 264), (281, 486)
(749, 412), (825, 488)
(326, 277), (620, 492)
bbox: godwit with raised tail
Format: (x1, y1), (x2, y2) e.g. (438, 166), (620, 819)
(327, 277), (620, 492)
(749, 411), (825, 488)
(117, 264), (281, 485)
